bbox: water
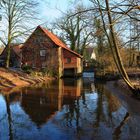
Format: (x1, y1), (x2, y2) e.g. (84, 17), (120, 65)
(0, 75), (140, 140)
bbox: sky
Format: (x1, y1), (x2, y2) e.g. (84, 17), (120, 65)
(0, 0), (91, 45)
(38, 0), (67, 22)
(37, 0), (91, 24)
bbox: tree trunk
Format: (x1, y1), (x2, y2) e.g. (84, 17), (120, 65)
(5, 0), (12, 68)
(6, 44), (11, 68)
(105, 0), (135, 90)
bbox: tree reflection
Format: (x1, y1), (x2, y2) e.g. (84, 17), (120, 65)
(93, 83), (122, 128)
(1, 78), (132, 140)
(4, 95), (13, 140)
(113, 112), (130, 140)
(94, 86), (104, 127)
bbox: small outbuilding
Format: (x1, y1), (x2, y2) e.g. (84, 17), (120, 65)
(0, 44), (23, 68)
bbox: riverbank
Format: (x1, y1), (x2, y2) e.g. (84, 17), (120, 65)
(105, 81), (140, 115)
(117, 79), (140, 91)
(0, 68), (53, 93)
(95, 69), (140, 94)
(94, 68), (140, 80)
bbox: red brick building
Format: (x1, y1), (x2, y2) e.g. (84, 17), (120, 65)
(22, 26), (83, 77)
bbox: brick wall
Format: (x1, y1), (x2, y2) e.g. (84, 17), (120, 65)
(22, 27), (59, 73)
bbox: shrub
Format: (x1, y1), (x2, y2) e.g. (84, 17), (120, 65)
(22, 65), (32, 74)
(41, 68), (58, 77)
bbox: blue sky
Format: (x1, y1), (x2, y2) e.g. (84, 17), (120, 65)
(0, 0), (91, 45)
(38, 0), (91, 23)
(38, 0), (68, 21)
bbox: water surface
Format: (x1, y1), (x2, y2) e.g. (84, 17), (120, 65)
(0, 76), (140, 140)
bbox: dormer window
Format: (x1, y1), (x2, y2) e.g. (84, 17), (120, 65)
(40, 49), (46, 56)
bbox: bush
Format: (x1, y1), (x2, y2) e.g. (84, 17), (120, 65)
(41, 68), (58, 77)
(41, 68), (49, 76)
(22, 65), (32, 74)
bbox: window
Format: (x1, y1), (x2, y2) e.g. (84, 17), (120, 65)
(40, 50), (46, 56)
(41, 63), (46, 68)
(66, 58), (71, 63)
(32, 63), (36, 68)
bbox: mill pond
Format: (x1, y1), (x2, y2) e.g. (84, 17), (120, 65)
(0, 73), (140, 140)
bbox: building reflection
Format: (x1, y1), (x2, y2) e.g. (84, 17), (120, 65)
(2, 78), (128, 140)
(5, 78), (83, 127)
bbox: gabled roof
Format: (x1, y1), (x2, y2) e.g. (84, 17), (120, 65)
(0, 44), (23, 58)
(38, 26), (82, 58)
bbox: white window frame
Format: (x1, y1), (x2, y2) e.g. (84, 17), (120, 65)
(40, 49), (46, 57)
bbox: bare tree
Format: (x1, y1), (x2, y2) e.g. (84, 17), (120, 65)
(71, 0), (139, 93)
(0, 0), (38, 68)
(53, 6), (93, 55)
(104, 0), (135, 90)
